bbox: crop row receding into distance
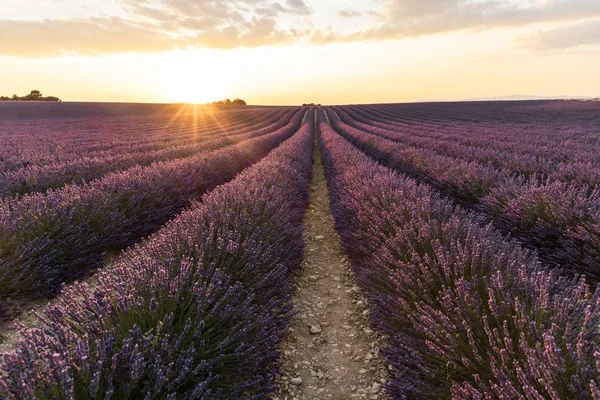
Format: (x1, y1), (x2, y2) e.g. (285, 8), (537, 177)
(1, 100), (600, 399)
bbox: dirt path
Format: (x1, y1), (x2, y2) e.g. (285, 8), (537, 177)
(273, 130), (388, 399)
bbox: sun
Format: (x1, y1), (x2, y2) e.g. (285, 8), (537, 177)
(167, 74), (223, 104)
(161, 51), (226, 104)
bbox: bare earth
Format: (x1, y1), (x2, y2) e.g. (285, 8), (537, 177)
(273, 134), (389, 399)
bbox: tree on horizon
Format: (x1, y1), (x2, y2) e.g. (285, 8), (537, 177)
(1, 90), (61, 102)
(210, 98), (247, 106)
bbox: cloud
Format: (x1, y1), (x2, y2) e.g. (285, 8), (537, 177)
(0, 0), (310, 56)
(352, 0), (600, 41)
(285, 0), (311, 15)
(338, 9), (363, 18)
(0, 0), (599, 56)
(522, 19), (600, 50)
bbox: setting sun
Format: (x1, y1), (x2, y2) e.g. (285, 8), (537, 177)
(160, 51), (226, 104)
(166, 75), (223, 104)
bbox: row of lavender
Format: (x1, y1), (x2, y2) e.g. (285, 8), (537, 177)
(0, 107), (284, 173)
(326, 106), (600, 282)
(0, 108), (305, 311)
(335, 105), (600, 186)
(0, 105), (264, 158)
(0, 110), (315, 399)
(0, 108), (296, 197)
(353, 101), (600, 143)
(318, 110), (600, 399)
(0, 105), (277, 172)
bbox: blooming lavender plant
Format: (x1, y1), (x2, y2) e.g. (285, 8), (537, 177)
(326, 105), (600, 282)
(0, 109), (315, 399)
(334, 104), (600, 184)
(0, 104), (284, 173)
(318, 109), (600, 399)
(0, 108), (305, 298)
(0, 108), (295, 197)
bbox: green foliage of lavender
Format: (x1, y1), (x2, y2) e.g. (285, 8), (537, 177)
(318, 109), (600, 399)
(0, 110), (315, 398)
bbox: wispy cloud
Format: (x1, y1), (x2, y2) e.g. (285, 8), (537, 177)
(0, 0), (599, 56)
(338, 9), (363, 18)
(521, 19), (600, 50)
(0, 17), (176, 56)
(348, 0), (600, 42)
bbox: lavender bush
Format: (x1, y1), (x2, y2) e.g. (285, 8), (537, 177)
(0, 108), (305, 297)
(334, 104), (600, 185)
(318, 110), (600, 399)
(0, 108), (295, 197)
(0, 105), (284, 173)
(0, 109), (315, 399)
(326, 106), (600, 282)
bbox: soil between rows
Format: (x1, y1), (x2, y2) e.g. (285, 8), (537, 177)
(273, 129), (388, 399)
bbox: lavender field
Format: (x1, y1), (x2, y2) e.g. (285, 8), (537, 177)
(1, 100), (600, 399)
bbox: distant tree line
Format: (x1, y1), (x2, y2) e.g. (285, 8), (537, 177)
(0, 90), (61, 102)
(210, 98), (246, 106)
(302, 103), (321, 106)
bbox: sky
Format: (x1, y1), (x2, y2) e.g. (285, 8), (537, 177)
(0, 0), (599, 105)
